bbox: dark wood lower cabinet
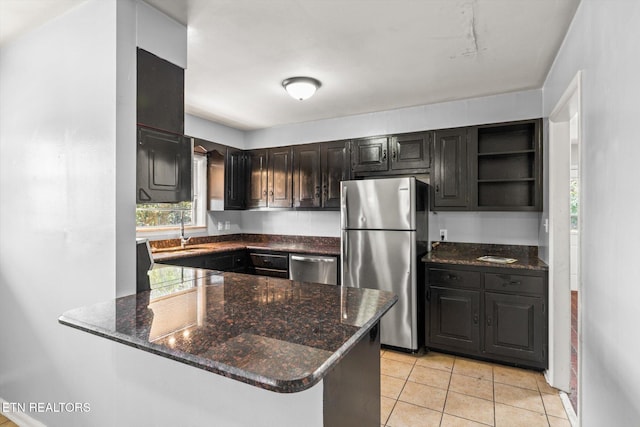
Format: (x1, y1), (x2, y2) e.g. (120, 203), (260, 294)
(484, 292), (546, 363)
(426, 263), (548, 369)
(428, 287), (480, 353)
(159, 249), (292, 279)
(158, 250), (247, 273)
(247, 250), (289, 278)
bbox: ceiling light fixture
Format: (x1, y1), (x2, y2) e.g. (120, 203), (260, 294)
(282, 76), (321, 101)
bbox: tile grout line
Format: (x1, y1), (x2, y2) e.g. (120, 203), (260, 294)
(383, 351), (566, 427)
(437, 355), (454, 427)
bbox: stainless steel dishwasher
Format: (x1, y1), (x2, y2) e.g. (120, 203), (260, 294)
(288, 254), (338, 285)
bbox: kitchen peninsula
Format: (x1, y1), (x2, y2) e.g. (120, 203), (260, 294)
(59, 264), (396, 426)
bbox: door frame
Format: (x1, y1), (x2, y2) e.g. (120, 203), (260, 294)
(547, 71), (582, 420)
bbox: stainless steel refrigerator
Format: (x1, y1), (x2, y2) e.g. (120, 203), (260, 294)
(341, 177), (428, 351)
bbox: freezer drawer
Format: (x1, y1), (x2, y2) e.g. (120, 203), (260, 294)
(289, 254), (338, 285)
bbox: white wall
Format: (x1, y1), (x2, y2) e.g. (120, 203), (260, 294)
(0, 1), (321, 425)
(245, 89), (542, 148)
(542, 0), (640, 423)
(0, 1), (121, 425)
(429, 212), (541, 246)
(185, 113), (245, 149)
(136, 0), (187, 68)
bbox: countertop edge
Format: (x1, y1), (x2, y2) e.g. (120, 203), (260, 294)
(153, 242), (340, 262)
(422, 257), (548, 271)
(58, 292), (398, 393)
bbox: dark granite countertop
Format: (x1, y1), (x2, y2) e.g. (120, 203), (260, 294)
(422, 242), (548, 271)
(150, 234), (340, 263)
(59, 264), (396, 393)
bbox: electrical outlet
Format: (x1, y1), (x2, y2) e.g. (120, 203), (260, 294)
(224, 221), (231, 230)
(217, 221), (224, 231)
(439, 229), (448, 241)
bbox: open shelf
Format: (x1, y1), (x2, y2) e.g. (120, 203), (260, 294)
(477, 149), (536, 157)
(477, 181), (536, 208)
(474, 120), (541, 210)
(477, 123), (536, 153)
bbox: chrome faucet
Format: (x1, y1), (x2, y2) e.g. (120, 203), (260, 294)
(180, 212), (191, 248)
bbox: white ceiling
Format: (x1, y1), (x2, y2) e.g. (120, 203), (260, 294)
(1, 0), (580, 131)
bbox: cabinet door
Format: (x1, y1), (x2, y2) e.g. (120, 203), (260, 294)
(158, 255), (207, 269)
(293, 144), (321, 208)
(136, 48), (184, 135)
(245, 149), (268, 208)
(268, 147), (293, 208)
(321, 140), (350, 209)
(433, 128), (469, 208)
(484, 292), (546, 365)
(390, 132), (432, 171)
(136, 127), (192, 203)
(428, 286), (480, 353)
(351, 137), (389, 174)
(205, 253), (235, 271)
(224, 148), (245, 210)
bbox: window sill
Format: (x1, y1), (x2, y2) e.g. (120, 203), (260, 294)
(136, 225), (207, 233)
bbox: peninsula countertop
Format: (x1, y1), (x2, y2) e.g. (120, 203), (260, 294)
(58, 265), (396, 393)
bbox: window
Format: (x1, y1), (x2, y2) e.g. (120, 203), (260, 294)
(570, 177), (579, 231)
(136, 153), (207, 229)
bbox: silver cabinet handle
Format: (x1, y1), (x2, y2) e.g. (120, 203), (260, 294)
(291, 255), (336, 263)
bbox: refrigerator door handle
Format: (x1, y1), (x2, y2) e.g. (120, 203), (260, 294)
(341, 185), (348, 229)
(342, 232), (348, 265)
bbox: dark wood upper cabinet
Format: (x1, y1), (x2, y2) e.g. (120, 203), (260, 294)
(245, 149), (268, 208)
(292, 140), (351, 209)
(136, 127), (192, 203)
(321, 140), (351, 208)
(218, 119), (543, 212)
(136, 48), (184, 135)
(224, 147), (246, 210)
(293, 144), (322, 208)
(390, 132), (432, 172)
(267, 147), (293, 208)
(432, 128), (469, 209)
(351, 137), (389, 174)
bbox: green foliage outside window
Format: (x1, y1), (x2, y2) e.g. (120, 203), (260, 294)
(136, 202), (192, 228)
(570, 178), (579, 230)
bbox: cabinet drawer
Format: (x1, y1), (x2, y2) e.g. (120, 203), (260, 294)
(249, 253), (288, 270)
(428, 268), (481, 289)
(484, 273), (544, 295)
(253, 267), (289, 279)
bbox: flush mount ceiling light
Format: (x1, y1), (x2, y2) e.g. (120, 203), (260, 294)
(282, 77), (321, 101)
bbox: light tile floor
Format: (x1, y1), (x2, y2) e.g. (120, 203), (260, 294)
(0, 413), (18, 427)
(380, 349), (571, 427)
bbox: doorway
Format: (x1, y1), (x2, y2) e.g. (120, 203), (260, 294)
(548, 71), (582, 422)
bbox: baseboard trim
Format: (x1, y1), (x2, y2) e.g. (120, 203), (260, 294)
(0, 398), (47, 427)
(559, 391), (578, 427)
